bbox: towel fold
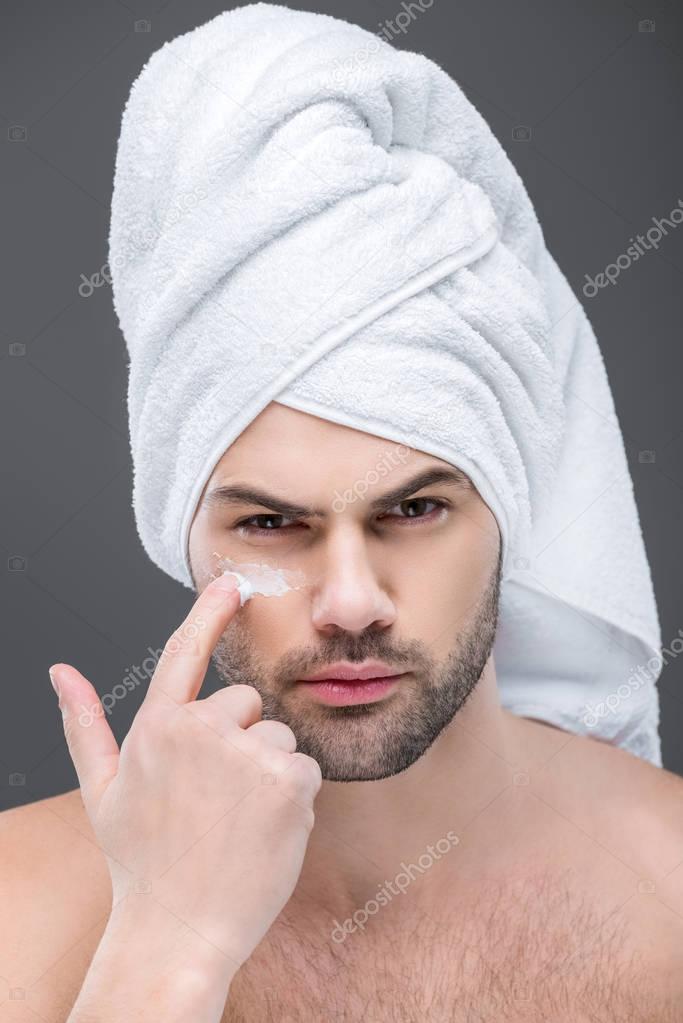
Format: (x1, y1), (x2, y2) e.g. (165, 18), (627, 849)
(109, 2), (662, 764)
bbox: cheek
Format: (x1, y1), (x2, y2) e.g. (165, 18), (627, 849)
(187, 520), (216, 588)
(402, 522), (498, 646)
(238, 594), (306, 658)
(189, 521), (240, 590)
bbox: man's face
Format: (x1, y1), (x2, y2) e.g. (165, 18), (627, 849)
(188, 402), (501, 782)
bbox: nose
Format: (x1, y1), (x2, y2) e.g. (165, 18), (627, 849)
(310, 528), (396, 635)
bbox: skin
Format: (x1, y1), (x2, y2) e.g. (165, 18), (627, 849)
(186, 403), (683, 954)
(2, 400), (683, 1022)
(190, 402), (503, 784)
(185, 402), (516, 909)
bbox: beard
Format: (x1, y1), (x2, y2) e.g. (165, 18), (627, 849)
(211, 548), (502, 782)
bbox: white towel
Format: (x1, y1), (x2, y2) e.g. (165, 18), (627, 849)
(108, 3), (662, 765)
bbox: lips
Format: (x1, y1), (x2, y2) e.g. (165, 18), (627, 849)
(297, 675), (405, 707)
(299, 660), (403, 683)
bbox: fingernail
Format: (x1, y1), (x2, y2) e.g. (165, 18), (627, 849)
(213, 572), (239, 593)
(48, 665), (61, 698)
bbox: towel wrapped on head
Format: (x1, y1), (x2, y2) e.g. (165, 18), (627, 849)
(108, 2), (662, 765)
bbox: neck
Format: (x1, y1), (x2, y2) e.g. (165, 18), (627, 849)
(295, 655), (521, 918)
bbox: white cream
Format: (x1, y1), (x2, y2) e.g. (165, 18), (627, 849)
(213, 555), (307, 607)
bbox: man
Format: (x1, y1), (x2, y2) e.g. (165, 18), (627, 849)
(3, 402), (683, 1022)
(4, 3), (682, 1019)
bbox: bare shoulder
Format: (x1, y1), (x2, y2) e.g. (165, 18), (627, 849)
(514, 714), (683, 846)
(578, 739), (683, 920)
(561, 735), (683, 911)
(0, 788), (110, 1021)
(496, 716), (683, 1014)
(544, 724), (683, 848)
(515, 718), (683, 950)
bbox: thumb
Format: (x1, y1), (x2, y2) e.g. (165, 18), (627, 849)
(49, 663), (120, 818)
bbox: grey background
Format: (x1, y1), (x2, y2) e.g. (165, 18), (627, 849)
(1, 0), (682, 811)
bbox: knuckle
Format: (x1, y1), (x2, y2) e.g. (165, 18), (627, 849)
(279, 723), (297, 747)
(271, 781), (317, 833)
(281, 753), (322, 798)
(138, 702), (199, 747)
(267, 780), (313, 828)
(249, 742), (287, 776)
(262, 720), (296, 746)
(184, 702), (238, 745)
(170, 704), (215, 745)
(295, 752), (323, 789)
(227, 683), (263, 716)
(296, 804), (316, 832)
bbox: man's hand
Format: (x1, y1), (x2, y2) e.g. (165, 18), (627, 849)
(50, 573), (322, 975)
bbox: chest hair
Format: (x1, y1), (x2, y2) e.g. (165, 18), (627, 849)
(222, 867), (680, 1022)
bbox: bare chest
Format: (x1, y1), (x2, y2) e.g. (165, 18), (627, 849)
(221, 876), (680, 1023)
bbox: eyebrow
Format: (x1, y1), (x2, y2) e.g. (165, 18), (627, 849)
(202, 466), (473, 519)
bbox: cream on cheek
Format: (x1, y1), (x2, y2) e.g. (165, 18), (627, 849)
(210, 554), (309, 606)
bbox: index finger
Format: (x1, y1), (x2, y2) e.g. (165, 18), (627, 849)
(146, 573), (242, 708)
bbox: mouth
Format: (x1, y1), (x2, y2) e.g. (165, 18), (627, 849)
(296, 661), (408, 706)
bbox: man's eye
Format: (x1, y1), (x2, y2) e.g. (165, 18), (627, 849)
(234, 497), (449, 537)
(379, 497), (448, 522)
(235, 513), (294, 536)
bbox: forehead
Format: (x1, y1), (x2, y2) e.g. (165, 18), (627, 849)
(207, 401), (435, 484)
